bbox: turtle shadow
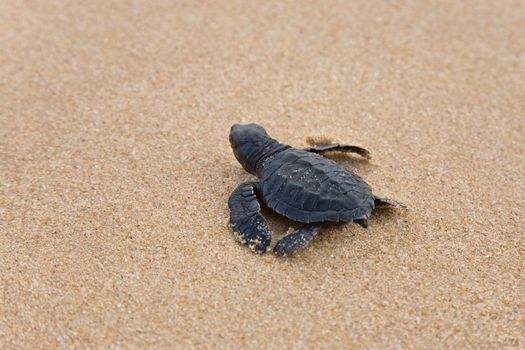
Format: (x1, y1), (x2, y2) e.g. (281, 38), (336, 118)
(259, 204), (360, 253)
(259, 204), (407, 258)
(259, 203), (298, 242)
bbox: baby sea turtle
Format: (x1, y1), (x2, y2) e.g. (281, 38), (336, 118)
(228, 123), (405, 254)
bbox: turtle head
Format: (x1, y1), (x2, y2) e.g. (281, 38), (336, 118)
(230, 123), (274, 175)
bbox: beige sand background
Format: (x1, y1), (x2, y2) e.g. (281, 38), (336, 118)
(1, 0), (524, 348)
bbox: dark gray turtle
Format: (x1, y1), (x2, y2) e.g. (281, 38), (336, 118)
(228, 123), (405, 254)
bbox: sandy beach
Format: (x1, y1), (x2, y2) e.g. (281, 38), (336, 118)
(1, 0), (524, 348)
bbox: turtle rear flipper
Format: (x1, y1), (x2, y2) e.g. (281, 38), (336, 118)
(273, 224), (322, 254)
(228, 182), (271, 254)
(374, 196), (406, 209)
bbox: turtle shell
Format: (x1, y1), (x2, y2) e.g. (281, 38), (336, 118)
(258, 149), (375, 223)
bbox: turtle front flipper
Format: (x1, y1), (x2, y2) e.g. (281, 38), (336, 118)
(273, 224), (322, 255)
(374, 195), (406, 209)
(228, 182), (271, 254)
(303, 144), (371, 159)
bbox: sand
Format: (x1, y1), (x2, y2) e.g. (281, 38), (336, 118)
(1, 0), (524, 348)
